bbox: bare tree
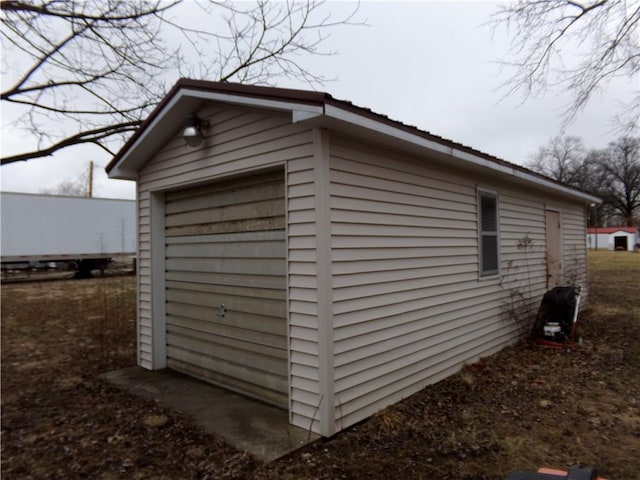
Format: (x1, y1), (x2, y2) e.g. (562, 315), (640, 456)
(491, 0), (640, 130)
(597, 136), (640, 226)
(1, 0), (359, 165)
(41, 172), (89, 197)
(528, 135), (639, 226)
(526, 135), (591, 186)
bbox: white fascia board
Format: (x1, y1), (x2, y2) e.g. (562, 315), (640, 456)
(108, 163), (135, 180)
(292, 108), (324, 123)
(323, 104), (451, 156)
(323, 104), (600, 204)
(449, 147), (600, 203)
(178, 88), (324, 114)
(107, 91), (189, 179)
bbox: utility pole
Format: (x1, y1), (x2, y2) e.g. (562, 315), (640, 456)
(87, 161), (93, 198)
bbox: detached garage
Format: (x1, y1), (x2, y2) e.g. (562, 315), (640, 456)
(586, 227), (639, 251)
(107, 79), (599, 437)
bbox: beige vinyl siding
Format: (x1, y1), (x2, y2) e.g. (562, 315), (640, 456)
(499, 192), (548, 325)
(500, 193), (588, 308)
(329, 137), (492, 428)
(327, 136), (564, 429)
(136, 104), (314, 380)
(287, 154), (322, 432)
(139, 106), (312, 192)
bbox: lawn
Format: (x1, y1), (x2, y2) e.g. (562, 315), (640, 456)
(1, 251), (639, 479)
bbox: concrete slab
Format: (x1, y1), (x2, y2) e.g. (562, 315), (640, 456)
(103, 367), (319, 462)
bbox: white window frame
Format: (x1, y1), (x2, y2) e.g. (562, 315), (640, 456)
(478, 188), (500, 277)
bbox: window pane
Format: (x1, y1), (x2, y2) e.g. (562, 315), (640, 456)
(481, 195), (497, 232)
(482, 235), (498, 273)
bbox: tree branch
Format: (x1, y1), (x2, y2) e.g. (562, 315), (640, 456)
(490, 0), (638, 129)
(0, 121), (141, 165)
(0, 0), (181, 22)
(0, 0), (362, 164)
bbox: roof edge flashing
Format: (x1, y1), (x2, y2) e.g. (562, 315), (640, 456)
(106, 79), (601, 205)
(322, 104), (600, 204)
(292, 108), (324, 123)
(180, 89), (325, 113)
(108, 166), (137, 180)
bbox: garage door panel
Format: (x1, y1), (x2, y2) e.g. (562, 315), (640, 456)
(165, 180), (284, 215)
(165, 170), (283, 204)
(166, 339), (287, 390)
(165, 257), (286, 276)
(167, 314), (287, 349)
(167, 357), (288, 407)
(167, 328), (287, 365)
(166, 350), (288, 396)
(166, 289), (286, 318)
(166, 230), (285, 245)
(165, 270), (286, 290)
(166, 304), (286, 336)
(165, 239), (285, 259)
(166, 197), (285, 229)
(165, 171), (288, 408)
(165, 280), (286, 301)
(166, 216), (285, 237)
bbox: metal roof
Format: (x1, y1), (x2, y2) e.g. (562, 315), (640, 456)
(106, 78), (600, 204)
(586, 227), (638, 234)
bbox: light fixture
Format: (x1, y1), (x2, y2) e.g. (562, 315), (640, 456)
(183, 113), (204, 147)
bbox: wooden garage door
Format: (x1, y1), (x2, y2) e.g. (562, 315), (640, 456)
(164, 171), (288, 408)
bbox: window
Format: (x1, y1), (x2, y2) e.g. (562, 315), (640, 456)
(479, 190), (499, 276)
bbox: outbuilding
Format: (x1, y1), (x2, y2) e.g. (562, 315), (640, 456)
(586, 227), (639, 251)
(107, 79), (599, 437)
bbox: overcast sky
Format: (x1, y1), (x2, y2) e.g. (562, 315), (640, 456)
(1, 1), (637, 200)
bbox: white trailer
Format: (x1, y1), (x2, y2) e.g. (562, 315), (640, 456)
(1, 192), (136, 275)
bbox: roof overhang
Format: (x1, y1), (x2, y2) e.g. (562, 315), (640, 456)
(107, 79), (601, 205)
(106, 80), (327, 179)
(293, 105), (601, 204)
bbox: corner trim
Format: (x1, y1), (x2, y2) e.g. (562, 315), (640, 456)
(150, 191), (167, 368)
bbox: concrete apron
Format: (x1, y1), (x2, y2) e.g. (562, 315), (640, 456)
(103, 367), (319, 462)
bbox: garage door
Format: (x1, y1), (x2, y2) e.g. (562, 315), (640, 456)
(164, 171), (288, 408)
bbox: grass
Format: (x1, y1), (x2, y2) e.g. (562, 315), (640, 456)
(1, 251), (639, 479)
(587, 249), (639, 320)
(586, 250), (640, 368)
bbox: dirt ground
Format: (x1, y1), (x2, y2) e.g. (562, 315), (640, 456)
(2, 251), (639, 479)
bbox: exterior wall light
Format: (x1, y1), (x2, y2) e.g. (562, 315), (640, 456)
(183, 113), (205, 147)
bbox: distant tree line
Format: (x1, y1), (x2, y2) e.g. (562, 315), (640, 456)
(526, 136), (640, 227)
